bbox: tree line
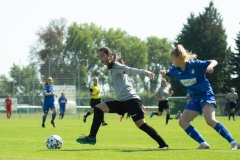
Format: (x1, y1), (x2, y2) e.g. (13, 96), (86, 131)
(0, 1), (239, 106)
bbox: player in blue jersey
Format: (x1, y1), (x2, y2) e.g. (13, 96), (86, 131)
(160, 44), (240, 150)
(42, 77), (57, 128)
(58, 92), (67, 120)
(76, 47), (169, 149)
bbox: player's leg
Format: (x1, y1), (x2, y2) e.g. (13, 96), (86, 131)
(128, 99), (168, 149)
(203, 103), (239, 150)
(76, 101), (113, 145)
(42, 104), (49, 127)
(150, 102), (163, 118)
(50, 103), (57, 127)
(165, 108), (170, 125)
(61, 110), (65, 120)
(179, 109), (209, 149)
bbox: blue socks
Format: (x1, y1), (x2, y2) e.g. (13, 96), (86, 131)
(214, 122), (234, 143)
(52, 113), (56, 122)
(185, 125), (205, 144)
(42, 116), (46, 124)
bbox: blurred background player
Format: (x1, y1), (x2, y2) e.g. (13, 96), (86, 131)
(83, 77), (107, 126)
(58, 92), (67, 120)
(120, 112), (131, 122)
(226, 87), (238, 121)
(4, 94), (13, 119)
(150, 79), (174, 125)
(175, 110), (182, 120)
(42, 77), (57, 128)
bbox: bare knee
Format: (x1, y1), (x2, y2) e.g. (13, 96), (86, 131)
(205, 119), (217, 128)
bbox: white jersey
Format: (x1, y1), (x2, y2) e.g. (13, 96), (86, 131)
(156, 86), (169, 101)
(227, 92), (238, 104)
(108, 62), (146, 101)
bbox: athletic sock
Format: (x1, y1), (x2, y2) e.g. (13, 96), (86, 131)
(90, 107), (103, 137)
(185, 125), (205, 144)
(85, 111), (91, 118)
(154, 112), (158, 115)
(139, 123), (167, 146)
(102, 113), (105, 123)
(62, 113), (64, 119)
(52, 113), (56, 122)
(42, 116), (46, 124)
(166, 114), (170, 124)
(214, 122), (234, 143)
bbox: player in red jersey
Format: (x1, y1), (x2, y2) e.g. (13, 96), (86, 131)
(4, 94), (13, 119)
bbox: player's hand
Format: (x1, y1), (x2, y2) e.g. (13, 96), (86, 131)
(206, 66), (214, 74)
(145, 71), (155, 79)
(160, 70), (166, 76)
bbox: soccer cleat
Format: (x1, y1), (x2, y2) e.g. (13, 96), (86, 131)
(158, 145), (169, 149)
(83, 115), (87, 123)
(196, 144), (210, 149)
(76, 135), (96, 145)
(42, 124), (45, 128)
(102, 122), (108, 126)
(150, 111), (155, 118)
(51, 121), (56, 127)
(231, 141), (240, 150)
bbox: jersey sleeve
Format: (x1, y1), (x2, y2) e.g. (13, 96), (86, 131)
(166, 65), (175, 77)
(113, 62), (146, 75)
(192, 59), (210, 71)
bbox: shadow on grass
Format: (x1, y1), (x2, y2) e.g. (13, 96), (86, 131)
(38, 148), (190, 152)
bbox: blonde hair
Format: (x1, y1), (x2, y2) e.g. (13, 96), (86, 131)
(170, 44), (197, 61)
(93, 77), (98, 81)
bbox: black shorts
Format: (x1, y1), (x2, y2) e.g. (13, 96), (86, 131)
(105, 98), (144, 122)
(229, 102), (236, 109)
(158, 100), (169, 112)
(90, 98), (102, 108)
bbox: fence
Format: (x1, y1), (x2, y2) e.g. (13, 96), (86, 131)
(1, 95), (239, 119)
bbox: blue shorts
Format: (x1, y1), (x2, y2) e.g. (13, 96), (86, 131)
(43, 102), (56, 114)
(60, 107), (66, 112)
(185, 94), (217, 115)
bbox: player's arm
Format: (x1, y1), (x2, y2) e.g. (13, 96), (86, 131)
(168, 90), (174, 97)
(160, 70), (168, 79)
(206, 60), (218, 74)
(90, 88), (98, 97)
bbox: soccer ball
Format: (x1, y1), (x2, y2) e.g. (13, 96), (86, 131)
(46, 135), (63, 149)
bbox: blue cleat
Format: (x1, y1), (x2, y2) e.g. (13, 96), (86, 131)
(150, 111), (155, 118)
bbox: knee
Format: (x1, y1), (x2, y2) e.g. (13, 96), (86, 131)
(179, 119), (188, 129)
(205, 119), (216, 127)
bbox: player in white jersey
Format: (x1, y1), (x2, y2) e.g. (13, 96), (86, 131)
(160, 44), (240, 150)
(150, 79), (174, 125)
(226, 87), (238, 121)
(76, 47), (169, 149)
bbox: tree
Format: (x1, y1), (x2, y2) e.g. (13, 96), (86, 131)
(29, 18), (69, 85)
(146, 37), (172, 92)
(172, 1), (231, 95)
(228, 31), (240, 93)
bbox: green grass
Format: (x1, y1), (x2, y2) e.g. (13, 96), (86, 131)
(0, 113), (240, 160)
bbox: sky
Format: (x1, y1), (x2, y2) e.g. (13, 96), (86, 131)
(0, 0), (240, 77)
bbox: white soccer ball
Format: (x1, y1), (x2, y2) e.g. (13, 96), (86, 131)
(46, 135), (63, 149)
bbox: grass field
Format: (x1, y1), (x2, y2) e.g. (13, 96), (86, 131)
(1, 113), (240, 160)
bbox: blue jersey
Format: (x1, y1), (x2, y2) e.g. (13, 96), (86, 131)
(166, 59), (214, 102)
(58, 97), (67, 108)
(43, 85), (55, 103)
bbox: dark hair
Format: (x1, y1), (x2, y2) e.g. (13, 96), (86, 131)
(97, 47), (125, 69)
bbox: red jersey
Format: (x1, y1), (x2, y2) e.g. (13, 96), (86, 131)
(5, 98), (12, 110)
